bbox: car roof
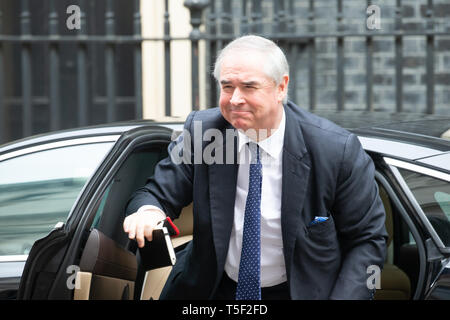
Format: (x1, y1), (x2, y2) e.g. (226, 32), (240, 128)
(0, 120), (184, 154)
(311, 109), (450, 139)
(313, 110), (450, 171)
(312, 109), (449, 139)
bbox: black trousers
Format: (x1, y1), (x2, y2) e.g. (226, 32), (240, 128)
(213, 272), (290, 300)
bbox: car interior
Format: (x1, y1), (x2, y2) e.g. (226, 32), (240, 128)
(70, 141), (423, 300)
(374, 182), (418, 300)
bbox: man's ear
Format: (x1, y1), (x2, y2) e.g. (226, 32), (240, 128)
(277, 75), (289, 103)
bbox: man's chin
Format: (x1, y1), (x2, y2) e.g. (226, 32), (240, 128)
(230, 120), (250, 131)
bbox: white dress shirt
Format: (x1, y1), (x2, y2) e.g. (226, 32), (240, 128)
(224, 109), (286, 287)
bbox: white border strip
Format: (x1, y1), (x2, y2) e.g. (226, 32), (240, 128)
(0, 255), (28, 262)
(0, 135), (120, 162)
(384, 157), (450, 182)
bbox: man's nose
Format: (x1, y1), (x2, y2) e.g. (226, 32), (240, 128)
(230, 87), (245, 105)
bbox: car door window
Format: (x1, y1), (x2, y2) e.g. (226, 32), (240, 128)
(398, 168), (450, 247)
(0, 142), (113, 256)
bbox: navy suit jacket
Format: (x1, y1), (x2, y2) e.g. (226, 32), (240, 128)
(126, 101), (387, 299)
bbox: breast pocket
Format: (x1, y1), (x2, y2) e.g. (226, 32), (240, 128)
(295, 214), (342, 289)
(305, 214), (339, 252)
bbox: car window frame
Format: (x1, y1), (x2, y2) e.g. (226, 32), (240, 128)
(385, 157), (450, 253)
(375, 170), (427, 300)
(0, 136), (120, 162)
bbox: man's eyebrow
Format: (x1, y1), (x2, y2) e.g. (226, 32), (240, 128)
(219, 80), (260, 86)
(242, 81), (259, 86)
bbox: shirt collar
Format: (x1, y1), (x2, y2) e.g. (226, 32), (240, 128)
(237, 108), (285, 160)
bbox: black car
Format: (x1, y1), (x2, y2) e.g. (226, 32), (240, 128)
(0, 112), (449, 300)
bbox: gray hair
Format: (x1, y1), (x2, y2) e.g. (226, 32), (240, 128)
(213, 35), (289, 104)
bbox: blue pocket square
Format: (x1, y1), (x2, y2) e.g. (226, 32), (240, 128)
(309, 216), (329, 226)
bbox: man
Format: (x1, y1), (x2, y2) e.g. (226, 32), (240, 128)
(124, 35), (387, 300)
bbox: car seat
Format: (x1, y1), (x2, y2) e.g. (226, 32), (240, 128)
(374, 184), (411, 300)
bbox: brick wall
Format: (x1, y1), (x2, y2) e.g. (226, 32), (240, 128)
(288, 0), (450, 115)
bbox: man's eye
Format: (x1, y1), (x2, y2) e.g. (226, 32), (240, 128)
(245, 85), (256, 89)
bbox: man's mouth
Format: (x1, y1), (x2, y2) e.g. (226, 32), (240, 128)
(230, 109), (251, 114)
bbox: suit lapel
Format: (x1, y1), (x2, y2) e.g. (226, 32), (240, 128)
(208, 125), (238, 277)
(281, 105), (311, 280)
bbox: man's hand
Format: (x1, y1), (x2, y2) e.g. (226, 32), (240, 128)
(123, 208), (166, 248)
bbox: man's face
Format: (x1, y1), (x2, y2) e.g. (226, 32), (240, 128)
(218, 51), (288, 135)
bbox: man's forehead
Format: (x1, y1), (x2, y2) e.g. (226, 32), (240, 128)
(220, 51), (265, 70)
(219, 64), (272, 84)
(219, 52), (275, 84)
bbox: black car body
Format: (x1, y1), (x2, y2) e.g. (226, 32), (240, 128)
(0, 112), (449, 300)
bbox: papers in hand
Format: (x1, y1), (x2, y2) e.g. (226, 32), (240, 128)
(138, 225), (177, 271)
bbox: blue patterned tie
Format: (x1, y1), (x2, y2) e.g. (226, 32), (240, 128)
(236, 142), (262, 300)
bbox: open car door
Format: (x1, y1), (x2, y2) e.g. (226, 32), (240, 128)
(17, 125), (176, 299)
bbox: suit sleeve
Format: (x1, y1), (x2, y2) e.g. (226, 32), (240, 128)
(329, 133), (388, 299)
(125, 111), (196, 220)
